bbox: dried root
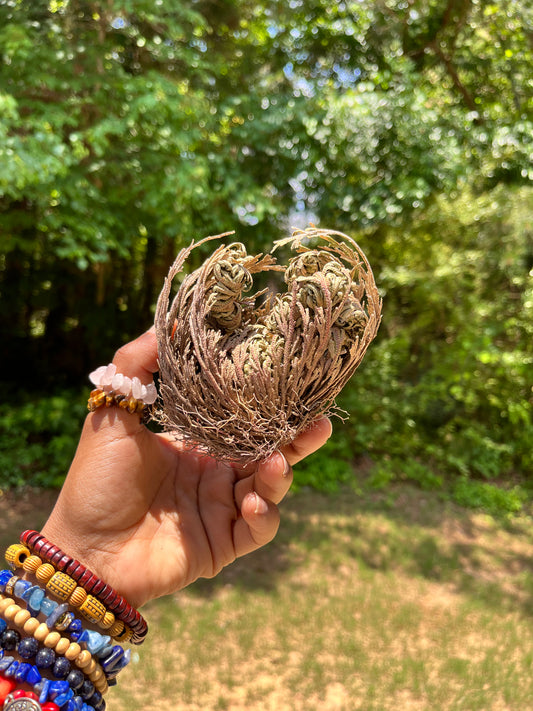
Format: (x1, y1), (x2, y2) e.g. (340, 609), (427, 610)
(154, 227), (382, 463)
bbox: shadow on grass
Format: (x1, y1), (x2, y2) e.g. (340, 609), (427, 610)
(188, 483), (533, 618)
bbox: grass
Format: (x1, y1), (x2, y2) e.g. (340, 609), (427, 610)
(97, 484), (533, 711)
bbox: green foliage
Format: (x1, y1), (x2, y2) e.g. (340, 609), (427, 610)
(0, 0), (531, 498)
(0, 392), (86, 489)
(294, 434), (356, 494)
(452, 478), (527, 517)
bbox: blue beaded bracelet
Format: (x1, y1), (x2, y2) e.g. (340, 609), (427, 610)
(0, 571), (130, 679)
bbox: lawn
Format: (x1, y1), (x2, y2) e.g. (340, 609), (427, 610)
(1, 484), (532, 710)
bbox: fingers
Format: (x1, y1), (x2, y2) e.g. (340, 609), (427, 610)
(281, 417), (332, 466)
(233, 492), (280, 558)
(233, 450), (292, 508)
(112, 327), (159, 383)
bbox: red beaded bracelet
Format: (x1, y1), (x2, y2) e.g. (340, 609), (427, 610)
(20, 531), (148, 644)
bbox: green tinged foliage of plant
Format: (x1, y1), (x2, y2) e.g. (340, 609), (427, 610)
(0, 1), (531, 507)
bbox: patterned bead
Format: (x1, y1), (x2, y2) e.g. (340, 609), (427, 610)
(100, 612), (115, 630)
(46, 572), (77, 602)
(35, 563), (55, 584)
(78, 595), (105, 624)
(5, 544), (30, 570)
(4, 576), (19, 597)
(69, 587), (87, 607)
(114, 625), (133, 644)
(106, 620), (124, 639)
(23, 555), (43, 574)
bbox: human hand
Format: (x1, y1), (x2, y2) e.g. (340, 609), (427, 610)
(41, 329), (332, 608)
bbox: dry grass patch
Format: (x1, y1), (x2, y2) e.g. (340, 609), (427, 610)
(107, 486), (533, 711)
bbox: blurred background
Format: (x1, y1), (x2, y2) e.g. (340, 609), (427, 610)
(0, 0), (531, 505)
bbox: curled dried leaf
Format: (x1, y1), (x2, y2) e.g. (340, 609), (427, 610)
(154, 227), (382, 463)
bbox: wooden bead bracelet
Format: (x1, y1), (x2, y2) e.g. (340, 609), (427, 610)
(0, 595), (108, 695)
(17, 534), (147, 644)
(5, 546), (133, 644)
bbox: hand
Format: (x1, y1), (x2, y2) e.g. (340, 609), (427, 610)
(41, 329), (332, 608)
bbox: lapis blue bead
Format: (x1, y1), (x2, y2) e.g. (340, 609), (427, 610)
(18, 636), (39, 659)
(71, 697), (84, 711)
(97, 645), (113, 660)
(80, 680), (95, 700)
(0, 655), (14, 671)
(39, 678), (51, 703)
(50, 679), (70, 694)
(40, 597), (58, 616)
(4, 660), (19, 677)
(100, 645), (124, 671)
(69, 631), (81, 642)
(0, 569), (12, 591)
(26, 664), (42, 685)
(66, 669), (85, 691)
(35, 646), (56, 668)
(14, 661), (31, 681)
(13, 579), (31, 598)
(53, 655), (71, 679)
(76, 629), (89, 645)
(55, 689), (74, 706)
(68, 618), (83, 634)
(0, 618), (6, 634)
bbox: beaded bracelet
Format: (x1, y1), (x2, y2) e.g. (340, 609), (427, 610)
(3, 551), (132, 645)
(0, 596), (107, 695)
(16, 535), (147, 644)
(0, 625), (105, 711)
(0, 685), (59, 711)
(0, 576), (129, 683)
(0, 672), (99, 711)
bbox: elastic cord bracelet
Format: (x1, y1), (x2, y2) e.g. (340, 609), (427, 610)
(0, 626), (105, 711)
(0, 672), (99, 711)
(0, 571), (130, 684)
(0, 596), (107, 695)
(3, 551), (132, 644)
(16, 535), (147, 644)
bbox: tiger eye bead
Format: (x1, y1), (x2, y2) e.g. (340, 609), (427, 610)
(46, 571), (77, 601)
(5, 544), (30, 569)
(69, 587), (87, 607)
(35, 563), (55, 584)
(78, 594), (106, 623)
(22, 555), (43, 574)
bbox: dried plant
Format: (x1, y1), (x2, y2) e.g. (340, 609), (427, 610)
(154, 227), (382, 463)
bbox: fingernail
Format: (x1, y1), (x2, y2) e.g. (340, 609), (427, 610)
(253, 492), (269, 515)
(279, 451), (290, 478)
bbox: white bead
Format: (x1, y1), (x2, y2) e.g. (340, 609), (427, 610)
(89, 365), (107, 387)
(119, 376), (132, 397)
(144, 383), (158, 404)
(131, 376), (143, 399)
(102, 363), (117, 386)
(112, 373), (125, 390)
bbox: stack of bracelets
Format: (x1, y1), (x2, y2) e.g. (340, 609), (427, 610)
(0, 531), (148, 711)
